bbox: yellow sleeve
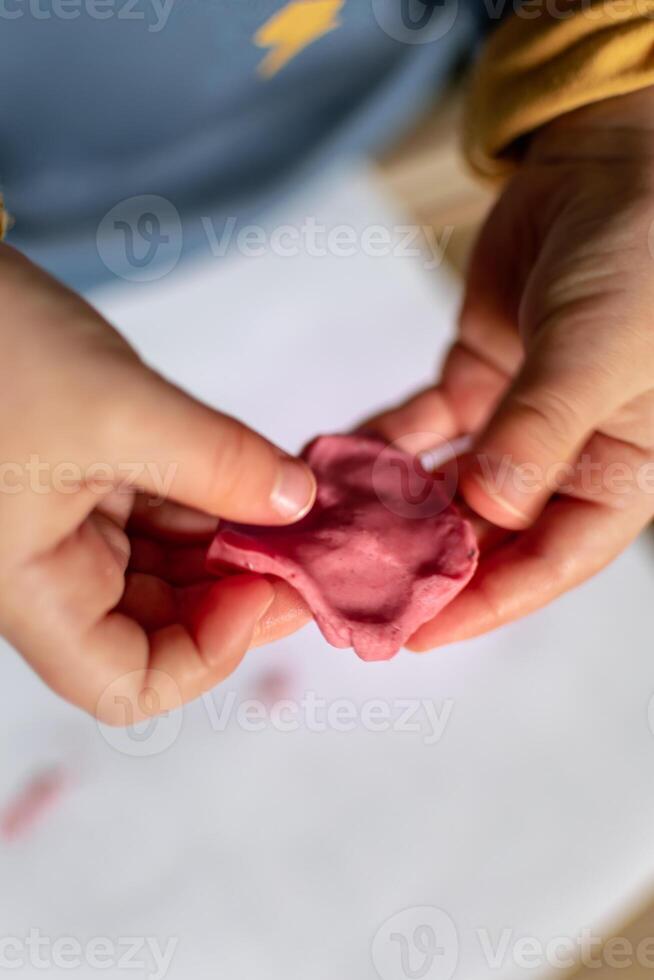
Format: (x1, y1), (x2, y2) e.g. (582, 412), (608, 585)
(0, 197), (11, 241)
(464, 0), (654, 178)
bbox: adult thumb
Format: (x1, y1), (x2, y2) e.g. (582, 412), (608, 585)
(110, 363), (316, 524)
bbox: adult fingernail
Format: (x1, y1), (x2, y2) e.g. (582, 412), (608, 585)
(271, 459), (316, 520)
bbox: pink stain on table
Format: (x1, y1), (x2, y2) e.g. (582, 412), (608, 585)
(1, 768), (69, 841)
(251, 666), (296, 705)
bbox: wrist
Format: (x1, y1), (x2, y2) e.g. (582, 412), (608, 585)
(525, 85), (654, 167)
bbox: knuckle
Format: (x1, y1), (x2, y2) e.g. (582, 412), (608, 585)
(94, 359), (153, 452)
(510, 385), (582, 455)
(94, 380), (138, 453)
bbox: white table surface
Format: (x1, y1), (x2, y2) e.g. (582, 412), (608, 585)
(0, 166), (653, 980)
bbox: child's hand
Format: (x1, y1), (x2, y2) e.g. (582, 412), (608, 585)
(370, 87), (654, 648)
(0, 245), (315, 721)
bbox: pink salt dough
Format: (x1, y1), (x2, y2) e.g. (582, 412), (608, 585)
(207, 434), (478, 662)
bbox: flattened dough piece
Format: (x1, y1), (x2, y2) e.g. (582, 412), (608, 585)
(207, 435), (478, 661)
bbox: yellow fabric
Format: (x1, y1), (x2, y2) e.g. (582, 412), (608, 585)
(465, 0), (654, 178)
(0, 196), (11, 241)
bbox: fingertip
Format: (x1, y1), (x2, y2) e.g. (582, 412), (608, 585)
(251, 578), (312, 646)
(359, 389), (458, 454)
(192, 574), (275, 667)
(462, 470), (533, 530)
(406, 618), (466, 653)
(406, 619), (458, 652)
(405, 636), (432, 654)
(91, 514), (131, 573)
(270, 458), (317, 523)
(407, 581), (503, 652)
(460, 453), (537, 530)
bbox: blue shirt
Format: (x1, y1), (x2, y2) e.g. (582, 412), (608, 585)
(0, 0), (497, 288)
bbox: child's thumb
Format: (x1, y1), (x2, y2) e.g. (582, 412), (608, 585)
(459, 330), (631, 530)
(111, 365), (316, 524)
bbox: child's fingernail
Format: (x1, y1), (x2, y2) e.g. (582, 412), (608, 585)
(465, 452), (536, 527)
(271, 459), (316, 520)
(99, 521), (131, 571)
(471, 471), (532, 524)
